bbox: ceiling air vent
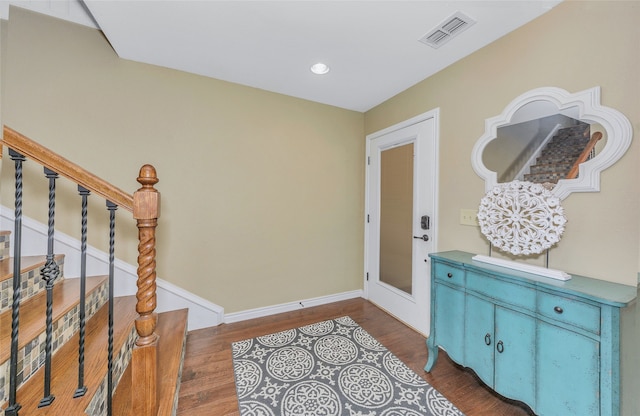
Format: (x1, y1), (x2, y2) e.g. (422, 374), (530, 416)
(419, 11), (476, 49)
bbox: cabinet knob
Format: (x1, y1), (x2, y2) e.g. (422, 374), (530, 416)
(484, 333), (491, 346)
(447, 272), (453, 278)
(554, 306), (564, 314)
(496, 340), (504, 353)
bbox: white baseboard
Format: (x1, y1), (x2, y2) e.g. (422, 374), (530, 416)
(1, 205), (363, 330)
(224, 290), (363, 324)
(0, 205), (224, 330)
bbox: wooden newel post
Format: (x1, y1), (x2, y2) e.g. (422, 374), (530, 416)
(131, 164), (161, 416)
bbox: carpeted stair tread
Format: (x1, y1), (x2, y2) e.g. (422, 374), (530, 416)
(111, 308), (189, 416)
(539, 150), (584, 159)
(535, 155), (578, 163)
(529, 163), (570, 171)
(524, 173), (566, 183)
(8, 296), (138, 415)
(0, 275), (107, 364)
(524, 124), (592, 184)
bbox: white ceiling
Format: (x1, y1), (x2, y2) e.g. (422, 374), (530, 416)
(1, 0), (562, 112)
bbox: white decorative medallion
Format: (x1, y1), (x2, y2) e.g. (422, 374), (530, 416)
(477, 181), (567, 256)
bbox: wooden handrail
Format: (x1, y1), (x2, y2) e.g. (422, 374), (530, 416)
(565, 131), (603, 180)
(1, 126), (134, 212)
(2, 125), (160, 415)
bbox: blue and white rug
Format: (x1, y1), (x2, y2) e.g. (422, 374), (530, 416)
(232, 316), (464, 416)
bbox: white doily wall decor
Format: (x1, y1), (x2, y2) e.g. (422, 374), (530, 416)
(477, 181), (567, 256)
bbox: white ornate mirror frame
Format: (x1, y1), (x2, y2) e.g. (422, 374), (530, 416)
(471, 86), (633, 200)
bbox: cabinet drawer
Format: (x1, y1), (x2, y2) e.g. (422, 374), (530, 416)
(537, 291), (600, 334)
(434, 263), (464, 287)
(467, 271), (536, 312)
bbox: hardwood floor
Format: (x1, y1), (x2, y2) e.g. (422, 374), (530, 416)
(176, 298), (534, 416)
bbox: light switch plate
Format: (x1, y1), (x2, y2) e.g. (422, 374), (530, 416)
(460, 209), (479, 226)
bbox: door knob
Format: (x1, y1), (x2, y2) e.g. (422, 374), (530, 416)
(413, 234), (429, 241)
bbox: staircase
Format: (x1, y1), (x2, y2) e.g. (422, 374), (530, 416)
(0, 126), (189, 415)
(524, 124), (594, 184)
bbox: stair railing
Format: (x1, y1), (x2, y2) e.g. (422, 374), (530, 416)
(565, 131), (603, 180)
(1, 125), (160, 416)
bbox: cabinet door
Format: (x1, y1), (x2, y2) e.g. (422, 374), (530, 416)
(464, 294), (494, 387)
(434, 282), (465, 364)
(536, 321), (600, 416)
(494, 306), (536, 410)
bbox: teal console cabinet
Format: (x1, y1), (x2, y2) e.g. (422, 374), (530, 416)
(425, 251), (638, 416)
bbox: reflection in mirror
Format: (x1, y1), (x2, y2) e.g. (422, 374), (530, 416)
(472, 87), (632, 199)
(482, 105), (607, 185)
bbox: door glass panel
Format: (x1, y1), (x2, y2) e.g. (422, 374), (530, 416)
(379, 143), (413, 294)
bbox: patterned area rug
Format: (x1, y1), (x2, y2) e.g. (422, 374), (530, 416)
(232, 316), (464, 416)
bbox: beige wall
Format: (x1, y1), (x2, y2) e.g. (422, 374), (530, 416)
(366, 0), (640, 286)
(0, 8), (365, 313)
(0, 15), (6, 134)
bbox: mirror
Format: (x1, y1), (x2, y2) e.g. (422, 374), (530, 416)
(472, 87), (632, 199)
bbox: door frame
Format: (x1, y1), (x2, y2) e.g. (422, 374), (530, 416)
(363, 108), (440, 334)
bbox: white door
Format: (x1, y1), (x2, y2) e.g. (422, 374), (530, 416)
(365, 110), (438, 336)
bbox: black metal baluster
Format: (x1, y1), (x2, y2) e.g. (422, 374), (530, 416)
(38, 167), (60, 408)
(74, 186), (90, 398)
(106, 201), (117, 416)
(5, 149), (25, 416)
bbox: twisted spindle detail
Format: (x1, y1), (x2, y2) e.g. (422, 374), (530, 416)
(135, 225), (158, 343)
(133, 165), (160, 347)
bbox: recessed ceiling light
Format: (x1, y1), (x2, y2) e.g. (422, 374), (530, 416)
(310, 62), (330, 75)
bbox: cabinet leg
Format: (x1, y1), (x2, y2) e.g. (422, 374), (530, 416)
(425, 338), (438, 372)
